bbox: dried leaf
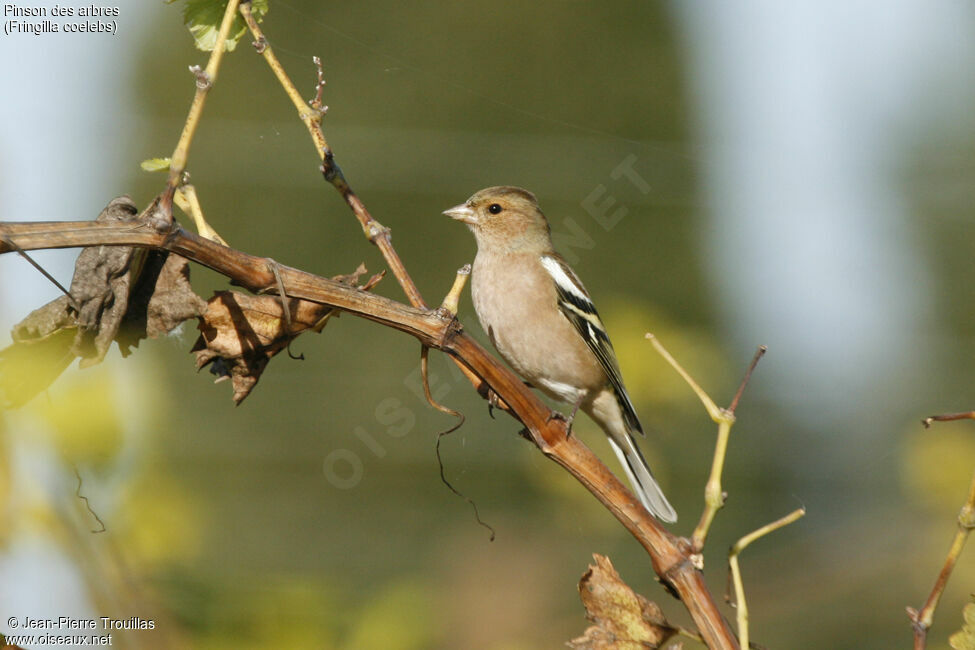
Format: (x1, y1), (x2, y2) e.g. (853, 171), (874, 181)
(0, 196), (140, 406)
(10, 295), (75, 342)
(568, 554), (676, 650)
(1, 196), (207, 408)
(950, 598), (975, 650)
(191, 265), (380, 404)
(192, 291), (332, 404)
(10, 196), (204, 360)
(117, 253), (207, 355)
(68, 196), (143, 367)
(332, 263), (370, 287)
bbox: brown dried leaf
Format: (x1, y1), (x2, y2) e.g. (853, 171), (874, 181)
(0, 196), (139, 406)
(117, 253), (208, 354)
(10, 295), (75, 342)
(333, 262), (369, 286)
(71, 195), (203, 363)
(192, 291), (331, 404)
(68, 196), (143, 367)
(0, 196), (207, 408)
(191, 265), (380, 404)
(568, 554), (677, 650)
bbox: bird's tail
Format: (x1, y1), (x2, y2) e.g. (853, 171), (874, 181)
(607, 433), (678, 523)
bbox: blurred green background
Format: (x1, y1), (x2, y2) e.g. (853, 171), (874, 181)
(2, 1), (975, 648)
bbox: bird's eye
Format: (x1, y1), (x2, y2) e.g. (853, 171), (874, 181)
(488, 203), (503, 214)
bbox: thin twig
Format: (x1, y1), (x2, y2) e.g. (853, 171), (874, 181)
(691, 417), (733, 554)
(0, 233), (78, 310)
(646, 333), (721, 420)
(692, 346), (767, 551)
(168, 0), (241, 191)
(439, 264), (471, 316)
(728, 346), (767, 414)
(421, 346), (495, 540)
(311, 55), (327, 109)
(240, 3), (328, 155)
(676, 626), (706, 644)
(727, 508), (805, 649)
(648, 335), (767, 554)
(238, 2), (426, 309)
(922, 411), (975, 428)
(908, 414), (975, 649)
(174, 184), (227, 244)
(73, 466), (106, 534)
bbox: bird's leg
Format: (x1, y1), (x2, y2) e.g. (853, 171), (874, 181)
(547, 395), (586, 438)
(564, 395), (585, 436)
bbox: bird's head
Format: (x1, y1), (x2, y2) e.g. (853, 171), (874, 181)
(444, 186), (553, 253)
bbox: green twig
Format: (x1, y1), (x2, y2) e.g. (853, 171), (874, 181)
(646, 333), (722, 420)
(238, 2), (328, 158)
(174, 184), (227, 245)
(647, 335), (766, 552)
(168, 0), (241, 190)
(908, 411), (975, 649)
(727, 508), (806, 649)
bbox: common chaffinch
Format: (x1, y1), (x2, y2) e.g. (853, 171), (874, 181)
(444, 186), (677, 523)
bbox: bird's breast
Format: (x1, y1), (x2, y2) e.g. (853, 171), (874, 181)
(470, 252), (606, 402)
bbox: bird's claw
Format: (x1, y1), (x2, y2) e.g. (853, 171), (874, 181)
(547, 397), (584, 438)
(486, 388), (501, 419)
(546, 410), (576, 438)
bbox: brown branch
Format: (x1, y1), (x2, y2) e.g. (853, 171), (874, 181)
(0, 218), (739, 649)
(238, 3), (427, 310)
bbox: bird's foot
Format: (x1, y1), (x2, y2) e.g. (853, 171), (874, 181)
(546, 410), (569, 436)
(546, 411), (567, 424)
(486, 388), (500, 419)
(547, 396), (585, 438)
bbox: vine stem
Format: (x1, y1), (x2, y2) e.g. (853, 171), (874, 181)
(727, 508), (805, 649)
(168, 0), (241, 190)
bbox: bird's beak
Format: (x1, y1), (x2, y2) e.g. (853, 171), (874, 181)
(443, 203), (476, 224)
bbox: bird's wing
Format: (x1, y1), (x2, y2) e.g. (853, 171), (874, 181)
(540, 254), (644, 435)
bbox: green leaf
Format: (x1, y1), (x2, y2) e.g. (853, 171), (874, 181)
(180, 0), (268, 53)
(950, 598), (975, 650)
(140, 157), (172, 172)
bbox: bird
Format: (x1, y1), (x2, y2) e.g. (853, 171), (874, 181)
(444, 186), (677, 522)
